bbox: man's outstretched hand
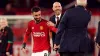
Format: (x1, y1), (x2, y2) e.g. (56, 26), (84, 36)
(54, 44), (60, 51)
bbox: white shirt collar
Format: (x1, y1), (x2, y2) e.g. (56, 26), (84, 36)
(55, 14), (61, 18)
(55, 14), (61, 24)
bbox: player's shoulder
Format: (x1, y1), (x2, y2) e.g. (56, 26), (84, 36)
(41, 19), (48, 22)
(28, 20), (35, 24)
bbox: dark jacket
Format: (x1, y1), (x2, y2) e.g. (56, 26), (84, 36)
(55, 6), (92, 52)
(0, 26), (13, 54)
(49, 14), (63, 44)
(96, 22), (100, 43)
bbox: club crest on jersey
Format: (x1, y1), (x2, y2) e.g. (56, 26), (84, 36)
(40, 26), (43, 30)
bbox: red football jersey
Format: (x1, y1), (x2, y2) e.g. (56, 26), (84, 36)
(23, 19), (57, 52)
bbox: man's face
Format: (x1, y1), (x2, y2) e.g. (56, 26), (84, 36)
(32, 11), (41, 21)
(0, 19), (7, 28)
(53, 3), (62, 15)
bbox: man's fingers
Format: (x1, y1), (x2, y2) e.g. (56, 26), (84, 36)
(97, 45), (100, 48)
(6, 52), (10, 56)
(54, 45), (59, 51)
(96, 43), (100, 48)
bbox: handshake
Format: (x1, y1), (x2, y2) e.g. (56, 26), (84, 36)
(54, 44), (60, 51)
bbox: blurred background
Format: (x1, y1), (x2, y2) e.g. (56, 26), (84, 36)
(0, 0), (100, 56)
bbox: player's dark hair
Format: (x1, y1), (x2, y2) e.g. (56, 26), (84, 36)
(31, 7), (41, 12)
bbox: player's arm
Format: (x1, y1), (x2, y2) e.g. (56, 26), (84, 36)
(6, 27), (13, 55)
(22, 22), (31, 49)
(47, 21), (57, 33)
(49, 26), (57, 33)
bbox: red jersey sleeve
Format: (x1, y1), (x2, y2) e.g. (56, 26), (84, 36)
(48, 26), (57, 33)
(23, 21), (32, 43)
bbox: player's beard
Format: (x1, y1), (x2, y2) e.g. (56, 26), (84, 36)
(34, 18), (42, 24)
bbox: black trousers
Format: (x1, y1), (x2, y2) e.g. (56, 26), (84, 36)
(60, 52), (85, 56)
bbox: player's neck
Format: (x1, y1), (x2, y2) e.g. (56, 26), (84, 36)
(34, 18), (42, 24)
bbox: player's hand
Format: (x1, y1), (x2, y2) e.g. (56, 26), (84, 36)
(21, 43), (27, 53)
(47, 21), (55, 27)
(6, 52), (10, 56)
(22, 48), (27, 53)
(54, 44), (60, 51)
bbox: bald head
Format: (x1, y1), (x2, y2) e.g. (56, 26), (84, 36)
(76, 0), (87, 6)
(52, 2), (62, 16)
(0, 18), (8, 29)
(53, 2), (61, 7)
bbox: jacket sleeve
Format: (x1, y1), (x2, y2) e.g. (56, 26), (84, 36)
(49, 17), (52, 21)
(54, 11), (68, 45)
(96, 21), (100, 43)
(6, 27), (13, 52)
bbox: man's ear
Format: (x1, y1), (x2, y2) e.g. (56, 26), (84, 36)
(52, 7), (54, 11)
